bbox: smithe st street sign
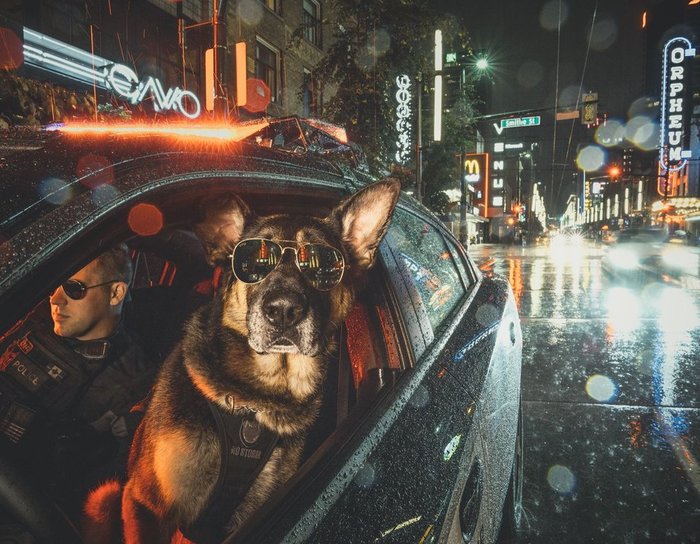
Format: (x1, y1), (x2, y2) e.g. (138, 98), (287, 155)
(500, 116), (541, 129)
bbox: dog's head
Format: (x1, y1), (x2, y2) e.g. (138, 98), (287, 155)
(194, 179), (400, 358)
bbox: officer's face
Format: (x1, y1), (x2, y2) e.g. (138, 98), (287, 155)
(49, 260), (118, 341)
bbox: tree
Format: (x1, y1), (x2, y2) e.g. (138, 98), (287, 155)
(310, 0), (479, 205)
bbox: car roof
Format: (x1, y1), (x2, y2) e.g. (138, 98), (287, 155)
(0, 124), (359, 236)
(0, 122), (377, 300)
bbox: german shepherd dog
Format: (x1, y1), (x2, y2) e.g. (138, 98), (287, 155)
(83, 179), (400, 544)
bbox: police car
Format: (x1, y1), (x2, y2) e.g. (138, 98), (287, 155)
(0, 120), (522, 544)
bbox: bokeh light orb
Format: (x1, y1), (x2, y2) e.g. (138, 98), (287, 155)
(237, 0), (264, 25)
(517, 60), (544, 88)
(586, 374), (618, 402)
(39, 177), (73, 205)
(475, 303), (499, 326)
(559, 85), (580, 107)
(91, 184), (119, 206)
(77, 154), (114, 188)
(576, 145), (606, 172)
(590, 18), (618, 51)
(547, 464), (576, 495)
(625, 116), (658, 151)
(540, 0), (570, 31)
(372, 28), (391, 56)
(594, 119), (625, 148)
(0, 28), (23, 69)
(128, 203), (164, 236)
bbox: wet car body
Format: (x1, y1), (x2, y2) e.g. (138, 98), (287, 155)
(0, 125), (522, 544)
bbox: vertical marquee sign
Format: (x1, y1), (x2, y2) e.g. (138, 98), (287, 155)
(659, 36), (695, 174)
(395, 74), (412, 164)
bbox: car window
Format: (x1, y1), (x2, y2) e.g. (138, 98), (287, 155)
(385, 208), (466, 346)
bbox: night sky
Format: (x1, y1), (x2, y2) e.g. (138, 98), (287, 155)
(437, 0), (649, 214)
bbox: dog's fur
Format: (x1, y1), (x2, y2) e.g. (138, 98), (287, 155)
(83, 179), (400, 543)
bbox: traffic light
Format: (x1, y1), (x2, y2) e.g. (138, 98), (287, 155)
(608, 165), (621, 181)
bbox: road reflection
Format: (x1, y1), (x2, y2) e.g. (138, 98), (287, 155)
(603, 281), (700, 495)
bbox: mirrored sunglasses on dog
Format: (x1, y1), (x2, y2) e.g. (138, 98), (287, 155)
(55, 279), (120, 300)
(231, 238), (345, 291)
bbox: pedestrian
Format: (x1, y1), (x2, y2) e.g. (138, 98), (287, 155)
(0, 244), (155, 519)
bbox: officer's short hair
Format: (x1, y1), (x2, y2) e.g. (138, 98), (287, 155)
(95, 243), (133, 285)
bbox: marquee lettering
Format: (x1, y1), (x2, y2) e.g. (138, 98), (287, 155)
(395, 74), (412, 164)
(659, 37), (695, 172)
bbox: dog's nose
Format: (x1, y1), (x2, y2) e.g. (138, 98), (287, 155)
(263, 291), (308, 329)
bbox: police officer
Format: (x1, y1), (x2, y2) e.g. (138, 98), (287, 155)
(0, 244), (155, 520)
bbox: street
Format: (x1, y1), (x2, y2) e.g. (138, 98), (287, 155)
(469, 240), (700, 543)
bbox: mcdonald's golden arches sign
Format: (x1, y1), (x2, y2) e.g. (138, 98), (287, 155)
(463, 153), (488, 184)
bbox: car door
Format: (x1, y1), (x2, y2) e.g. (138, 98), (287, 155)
(235, 203), (521, 544)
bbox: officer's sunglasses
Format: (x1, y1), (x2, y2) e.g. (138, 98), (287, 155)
(56, 279), (120, 300)
(231, 238), (345, 291)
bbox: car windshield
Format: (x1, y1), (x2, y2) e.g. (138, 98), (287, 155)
(1, 1), (699, 543)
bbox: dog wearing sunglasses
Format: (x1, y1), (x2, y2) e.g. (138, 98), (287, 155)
(82, 179), (400, 544)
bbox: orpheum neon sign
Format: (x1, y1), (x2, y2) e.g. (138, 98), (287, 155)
(22, 27), (201, 119)
(659, 36), (695, 172)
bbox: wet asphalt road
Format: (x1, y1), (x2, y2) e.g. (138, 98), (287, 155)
(469, 240), (700, 544)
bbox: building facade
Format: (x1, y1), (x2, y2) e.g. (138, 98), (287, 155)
(0, 0), (333, 125)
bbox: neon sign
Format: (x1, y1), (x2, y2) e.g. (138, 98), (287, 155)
(105, 64), (201, 119)
(395, 74), (412, 164)
(463, 153), (487, 184)
(659, 36), (695, 172)
(22, 27), (201, 119)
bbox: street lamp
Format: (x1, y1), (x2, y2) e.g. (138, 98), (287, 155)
(475, 57), (489, 71)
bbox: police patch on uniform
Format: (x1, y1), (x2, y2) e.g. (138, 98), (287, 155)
(7, 353), (47, 392)
(46, 364), (64, 380)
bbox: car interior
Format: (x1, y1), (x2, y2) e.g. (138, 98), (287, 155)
(0, 182), (413, 541)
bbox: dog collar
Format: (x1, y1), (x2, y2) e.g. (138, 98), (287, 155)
(224, 393), (267, 413)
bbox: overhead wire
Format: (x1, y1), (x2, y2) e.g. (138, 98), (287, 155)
(554, 0), (599, 213)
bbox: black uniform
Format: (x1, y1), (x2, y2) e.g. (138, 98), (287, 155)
(0, 307), (155, 519)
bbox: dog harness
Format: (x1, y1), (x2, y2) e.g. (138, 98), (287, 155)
(181, 400), (279, 544)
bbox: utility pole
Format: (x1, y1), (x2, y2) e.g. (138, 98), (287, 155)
(415, 72), (423, 203)
(459, 149), (468, 244)
(212, 0), (228, 118)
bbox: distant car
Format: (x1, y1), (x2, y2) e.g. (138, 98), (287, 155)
(0, 123), (523, 544)
(661, 230), (700, 278)
(601, 227), (668, 280)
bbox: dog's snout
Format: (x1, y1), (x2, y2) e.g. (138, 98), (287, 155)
(263, 291), (308, 329)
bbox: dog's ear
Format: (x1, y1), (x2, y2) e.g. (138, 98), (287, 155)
(328, 178), (401, 269)
(194, 193), (252, 265)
